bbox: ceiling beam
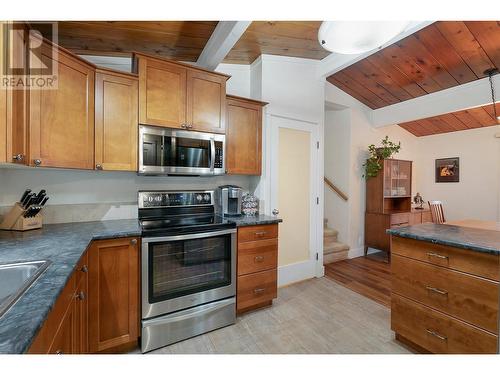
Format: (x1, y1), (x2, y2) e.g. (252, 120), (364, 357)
(370, 74), (500, 127)
(317, 21), (434, 79)
(196, 21), (251, 70)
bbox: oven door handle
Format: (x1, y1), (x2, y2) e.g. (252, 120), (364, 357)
(142, 228), (237, 243)
(209, 137), (215, 173)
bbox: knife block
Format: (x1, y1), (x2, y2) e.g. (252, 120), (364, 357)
(0, 202), (43, 231)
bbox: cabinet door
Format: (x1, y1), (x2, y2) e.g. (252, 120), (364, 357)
(29, 40), (95, 169)
(95, 71), (138, 171)
(138, 57), (186, 128)
(47, 300), (76, 354)
(1, 23), (28, 164)
(226, 98), (262, 175)
(186, 70), (226, 134)
(73, 261), (88, 353)
(88, 237), (139, 353)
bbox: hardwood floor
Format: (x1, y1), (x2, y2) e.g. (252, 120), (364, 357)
(324, 253), (392, 308)
(134, 276), (410, 354)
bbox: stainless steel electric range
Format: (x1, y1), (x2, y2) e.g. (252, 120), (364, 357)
(139, 190), (236, 353)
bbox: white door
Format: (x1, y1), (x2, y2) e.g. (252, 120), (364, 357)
(269, 115), (321, 286)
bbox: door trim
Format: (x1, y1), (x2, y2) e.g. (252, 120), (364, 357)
(267, 113), (322, 285)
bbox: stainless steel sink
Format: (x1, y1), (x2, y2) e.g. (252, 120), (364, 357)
(0, 260), (51, 318)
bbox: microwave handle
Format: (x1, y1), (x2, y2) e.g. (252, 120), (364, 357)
(210, 137), (215, 172)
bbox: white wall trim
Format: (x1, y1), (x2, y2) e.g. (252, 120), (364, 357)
(278, 259), (316, 287)
(348, 247), (379, 259)
(371, 74), (500, 127)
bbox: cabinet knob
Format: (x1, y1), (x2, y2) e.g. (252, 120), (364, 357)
(76, 291), (85, 300)
(272, 209), (279, 216)
(187, 124), (193, 129)
(181, 124), (187, 129)
(55, 350), (63, 355)
(33, 159), (42, 166)
(12, 154), (24, 161)
(254, 288), (265, 295)
(254, 256), (264, 263)
(80, 265), (88, 273)
(96, 164), (103, 170)
(130, 238), (138, 245)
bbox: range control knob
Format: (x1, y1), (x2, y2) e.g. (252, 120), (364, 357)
(196, 194), (203, 202)
(204, 194), (210, 202)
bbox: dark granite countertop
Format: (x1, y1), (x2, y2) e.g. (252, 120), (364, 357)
(387, 223), (500, 255)
(0, 219), (141, 354)
(222, 214), (282, 227)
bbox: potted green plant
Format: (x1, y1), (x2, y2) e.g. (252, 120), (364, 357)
(363, 136), (401, 178)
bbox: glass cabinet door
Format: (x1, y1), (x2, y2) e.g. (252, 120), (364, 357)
(397, 161), (411, 197)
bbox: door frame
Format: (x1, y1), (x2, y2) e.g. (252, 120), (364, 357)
(266, 113), (322, 285)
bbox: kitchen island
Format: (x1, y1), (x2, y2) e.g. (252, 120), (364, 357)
(388, 223), (500, 353)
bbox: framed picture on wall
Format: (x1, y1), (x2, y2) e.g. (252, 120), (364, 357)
(435, 157), (460, 183)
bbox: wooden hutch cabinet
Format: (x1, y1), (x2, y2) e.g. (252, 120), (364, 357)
(364, 159), (431, 255)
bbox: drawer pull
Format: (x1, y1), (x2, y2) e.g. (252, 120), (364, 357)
(55, 349), (63, 354)
(80, 265), (88, 273)
(76, 291), (86, 300)
(254, 256), (264, 262)
(426, 285), (448, 296)
(427, 252), (448, 260)
(426, 329), (447, 341)
(254, 231), (267, 237)
(254, 288), (266, 294)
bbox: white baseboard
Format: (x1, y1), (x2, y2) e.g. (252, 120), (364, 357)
(278, 259), (316, 287)
(348, 246), (379, 259)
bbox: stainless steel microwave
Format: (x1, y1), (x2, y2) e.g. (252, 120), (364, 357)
(138, 125), (225, 176)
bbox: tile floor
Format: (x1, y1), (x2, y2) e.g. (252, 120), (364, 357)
(137, 277), (411, 354)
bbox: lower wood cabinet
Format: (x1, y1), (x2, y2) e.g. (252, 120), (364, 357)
(236, 224), (278, 314)
(390, 236), (500, 354)
(29, 252), (89, 354)
(88, 237), (140, 353)
(28, 237), (139, 354)
(226, 95), (267, 175)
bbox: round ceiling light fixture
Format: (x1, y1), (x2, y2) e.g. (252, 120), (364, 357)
(318, 21), (410, 55)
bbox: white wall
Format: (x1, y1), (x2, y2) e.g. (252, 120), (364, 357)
(415, 126), (500, 222)
(215, 63), (250, 98)
(324, 81), (420, 257)
(324, 109), (350, 244)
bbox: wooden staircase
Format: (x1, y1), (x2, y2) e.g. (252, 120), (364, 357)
(323, 218), (349, 264)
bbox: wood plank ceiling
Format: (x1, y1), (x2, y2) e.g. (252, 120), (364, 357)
(399, 103), (498, 137)
(36, 21), (329, 63)
(38, 21), (218, 61)
(223, 21), (329, 63)
(327, 21), (500, 110)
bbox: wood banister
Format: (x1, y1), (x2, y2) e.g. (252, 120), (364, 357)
(324, 177), (348, 202)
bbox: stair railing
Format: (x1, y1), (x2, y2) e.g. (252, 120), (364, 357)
(324, 177), (348, 202)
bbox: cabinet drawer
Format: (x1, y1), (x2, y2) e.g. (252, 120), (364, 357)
(392, 254), (499, 333)
(390, 213), (410, 225)
(238, 224), (278, 243)
(238, 239), (277, 276)
(392, 294), (498, 354)
(392, 236), (500, 281)
(237, 269), (277, 311)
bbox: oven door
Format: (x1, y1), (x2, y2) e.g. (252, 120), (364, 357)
(142, 228), (236, 319)
(139, 125), (225, 176)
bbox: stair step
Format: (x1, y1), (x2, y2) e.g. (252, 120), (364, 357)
(323, 241), (349, 255)
(323, 228), (338, 238)
(324, 250), (349, 264)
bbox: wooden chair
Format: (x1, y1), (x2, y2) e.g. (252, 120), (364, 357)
(428, 201), (446, 224)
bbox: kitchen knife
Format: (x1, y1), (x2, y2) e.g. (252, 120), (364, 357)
(23, 206), (35, 218)
(19, 189), (31, 204)
(22, 193), (35, 208)
(29, 206), (42, 218)
(34, 190), (46, 205)
(40, 196), (49, 206)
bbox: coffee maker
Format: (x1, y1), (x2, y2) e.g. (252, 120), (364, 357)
(216, 185), (242, 216)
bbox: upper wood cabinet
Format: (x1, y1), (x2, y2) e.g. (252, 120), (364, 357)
(88, 237), (139, 353)
(29, 39), (95, 169)
(226, 95), (267, 175)
(186, 69), (226, 133)
(135, 53), (228, 134)
(0, 22), (28, 165)
(95, 69), (138, 171)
